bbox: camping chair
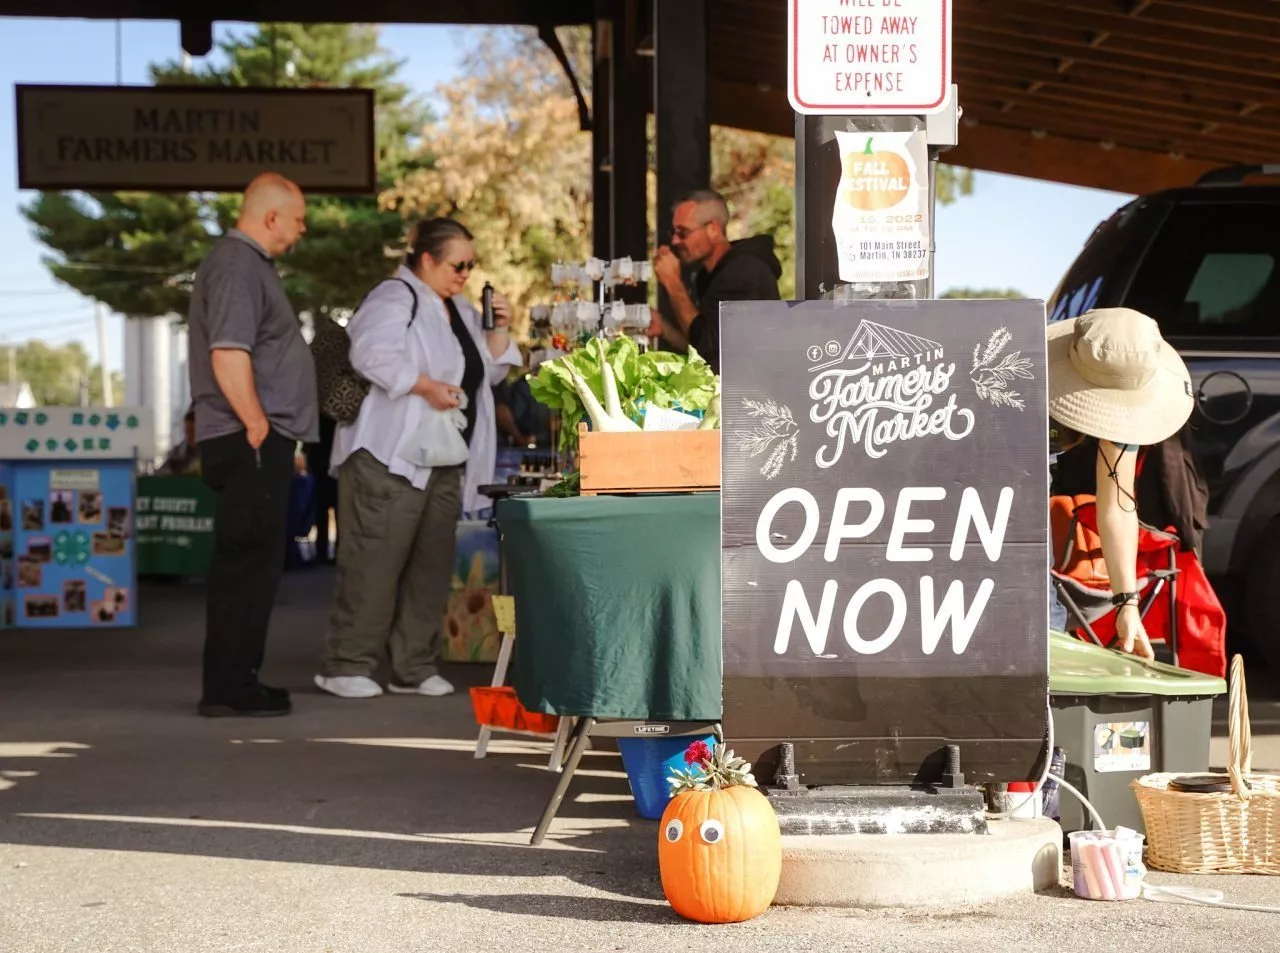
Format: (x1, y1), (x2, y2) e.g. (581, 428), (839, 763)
(1050, 495), (1181, 666)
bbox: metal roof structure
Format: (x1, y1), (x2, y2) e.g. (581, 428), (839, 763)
(2, 1), (1277, 194)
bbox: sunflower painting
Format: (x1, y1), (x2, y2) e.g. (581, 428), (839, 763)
(442, 520), (502, 663)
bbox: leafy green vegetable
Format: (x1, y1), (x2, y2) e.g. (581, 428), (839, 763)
(529, 337), (719, 451)
(542, 470), (581, 498)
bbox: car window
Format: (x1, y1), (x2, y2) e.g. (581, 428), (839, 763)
(1048, 200), (1160, 324)
(1126, 202), (1280, 338)
(1185, 253), (1274, 325)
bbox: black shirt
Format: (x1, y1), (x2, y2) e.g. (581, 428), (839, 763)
(445, 298), (485, 446)
(681, 235), (783, 375)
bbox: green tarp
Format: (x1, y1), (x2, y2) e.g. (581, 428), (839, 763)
(135, 476), (216, 577)
(495, 493), (722, 721)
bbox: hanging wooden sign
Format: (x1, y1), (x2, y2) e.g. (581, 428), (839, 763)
(16, 84), (375, 194)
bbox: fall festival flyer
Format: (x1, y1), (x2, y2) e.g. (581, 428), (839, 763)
(831, 129), (931, 284)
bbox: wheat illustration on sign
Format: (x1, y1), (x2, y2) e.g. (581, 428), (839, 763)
(735, 398), (799, 479)
(970, 327), (1033, 410)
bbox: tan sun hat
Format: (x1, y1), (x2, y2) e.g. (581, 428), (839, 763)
(1047, 307), (1194, 446)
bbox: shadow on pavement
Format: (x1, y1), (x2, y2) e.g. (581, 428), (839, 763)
(0, 572), (664, 905)
(398, 892), (680, 923)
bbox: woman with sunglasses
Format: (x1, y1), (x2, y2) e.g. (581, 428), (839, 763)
(315, 218), (520, 700)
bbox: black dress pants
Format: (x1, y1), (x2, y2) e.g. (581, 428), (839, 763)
(200, 429), (294, 701)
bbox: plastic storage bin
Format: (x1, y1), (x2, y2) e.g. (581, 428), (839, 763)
(1049, 630), (1227, 835)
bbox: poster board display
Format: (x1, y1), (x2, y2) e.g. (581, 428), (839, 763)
(7, 462), (136, 628)
(719, 298), (1049, 785)
(0, 407), (149, 630)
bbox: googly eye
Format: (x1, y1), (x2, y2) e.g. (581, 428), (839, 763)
(700, 819), (725, 845)
(664, 819), (684, 843)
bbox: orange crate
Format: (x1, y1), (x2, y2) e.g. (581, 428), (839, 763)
(576, 423), (719, 495)
(470, 686), (560, 734)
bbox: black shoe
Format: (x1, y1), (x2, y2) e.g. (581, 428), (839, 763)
(198, 687), (291, 718)
(256, 682), (291, 701)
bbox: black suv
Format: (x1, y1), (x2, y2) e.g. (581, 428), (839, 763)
(1048, 164), (1280, 668)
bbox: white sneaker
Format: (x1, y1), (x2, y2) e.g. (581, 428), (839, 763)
(314, 674), (384, 698)
(387, 675), (454, 697)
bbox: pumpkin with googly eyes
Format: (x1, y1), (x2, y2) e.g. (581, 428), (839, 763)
(658, 741), (781, 923)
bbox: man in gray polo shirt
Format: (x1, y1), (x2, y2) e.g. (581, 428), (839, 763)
(188, 172), (318, 717)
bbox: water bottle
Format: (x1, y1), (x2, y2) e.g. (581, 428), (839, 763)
(482, 282), (495, 330)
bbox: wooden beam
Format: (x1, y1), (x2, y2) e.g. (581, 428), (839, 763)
(709, 80), (793, 139)
(959, 20), (1280, 88)
(707, 79), (1224, 194)
(1153, 0), (1280, 26)
(958, 85), (1280, 151)
(951, 45), (1272, 114)
(976, 0), (1280, 60)
(961, 102), (1280, 165)
(0, 0), (595, 23)
(946, 121), (1219, 193)
(954, 62), (1265, 122)
(953, 33), (1280, 100)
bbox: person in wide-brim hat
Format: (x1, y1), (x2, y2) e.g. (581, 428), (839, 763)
(1048, 306), (1194, 448)
(1047, 307), (1195, 661)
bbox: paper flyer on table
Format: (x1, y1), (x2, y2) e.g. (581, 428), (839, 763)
(831, 129), (931, 284)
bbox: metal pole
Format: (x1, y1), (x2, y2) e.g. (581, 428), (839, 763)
(96, 303), (113, 408)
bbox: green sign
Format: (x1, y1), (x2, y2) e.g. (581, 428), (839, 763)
(135, 476), (216, 576)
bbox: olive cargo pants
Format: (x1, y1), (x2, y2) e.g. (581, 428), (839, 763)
(321, 450), (462, 685)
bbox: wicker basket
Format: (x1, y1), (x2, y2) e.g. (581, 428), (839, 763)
(1131, 655), (1280, 874)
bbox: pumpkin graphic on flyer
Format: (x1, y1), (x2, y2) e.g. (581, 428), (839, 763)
(843, 136), (910, 211)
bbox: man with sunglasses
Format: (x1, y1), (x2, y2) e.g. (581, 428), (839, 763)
(647, 189), (783, 374)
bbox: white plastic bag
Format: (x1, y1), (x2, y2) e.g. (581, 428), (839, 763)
(402, 395), (470, 468)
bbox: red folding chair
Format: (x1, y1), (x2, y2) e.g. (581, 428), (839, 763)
(1050, 495), (1182, 665)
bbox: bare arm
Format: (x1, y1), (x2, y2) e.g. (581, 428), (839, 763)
(1095, 439), (1152, 659)
(648, 308), (690, 351)
(655, 246), (701, 336)
(211, 348), (269, 448)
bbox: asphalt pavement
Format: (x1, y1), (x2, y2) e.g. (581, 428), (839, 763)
(1, 569), (1279, 952)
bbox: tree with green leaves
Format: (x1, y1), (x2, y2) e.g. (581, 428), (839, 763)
(23, 24), (431, 319)
(0, 341), (121, 407)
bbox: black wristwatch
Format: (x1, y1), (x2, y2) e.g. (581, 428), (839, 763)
(1110, 591), (1141, 608)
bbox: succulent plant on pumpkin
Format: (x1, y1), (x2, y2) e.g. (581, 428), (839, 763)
(658, 739), (782, 924)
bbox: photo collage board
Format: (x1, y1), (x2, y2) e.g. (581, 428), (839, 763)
(0, 462), (136, 628)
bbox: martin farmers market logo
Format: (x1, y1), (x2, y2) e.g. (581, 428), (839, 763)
(807, 320), (972, 465)
(735, 321), (1033, 478)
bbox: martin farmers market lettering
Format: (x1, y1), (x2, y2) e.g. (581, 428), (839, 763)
(55, 107), (339, 168)
(789, 0), (950, 114)
(17, 85), (374, 192)
(808, 320), (973, 463)
(756, 484), (1010, 658)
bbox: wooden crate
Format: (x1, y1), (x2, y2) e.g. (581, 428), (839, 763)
(577, 423), (720, 495)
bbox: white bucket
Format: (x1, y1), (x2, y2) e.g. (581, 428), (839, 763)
(1068, 829), (1146, 901)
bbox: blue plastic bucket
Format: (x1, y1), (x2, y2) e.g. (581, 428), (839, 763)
(616, 734), (717, 819)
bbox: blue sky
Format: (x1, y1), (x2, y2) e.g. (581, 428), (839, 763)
(0, 17), (1134, 372)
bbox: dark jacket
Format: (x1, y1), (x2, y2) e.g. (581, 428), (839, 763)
(683, 235), (783, 374)
(1051, 426), (1209, 553)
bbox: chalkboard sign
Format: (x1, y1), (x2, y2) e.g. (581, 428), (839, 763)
(720, 298), (1049, 786)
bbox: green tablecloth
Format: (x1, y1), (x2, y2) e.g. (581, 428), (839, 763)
(496, 494), (722, 721)
(136, 476), (216, 576)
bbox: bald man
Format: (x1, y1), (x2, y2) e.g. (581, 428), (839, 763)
(187, 172), (318, 718)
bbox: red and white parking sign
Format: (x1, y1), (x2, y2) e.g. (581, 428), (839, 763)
(788, 0), (952, 115)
